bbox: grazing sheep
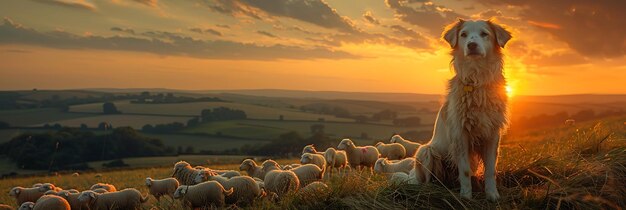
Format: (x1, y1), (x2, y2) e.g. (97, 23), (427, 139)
(31, 195), (70, 210)
(9, 184), (54, 206)
(145, 177), (179, 201)
(324, 148), (348, 175)
(172, 161), (216, 185)
(173, 181), (233, 209)
(214, 170), (241, 178)
(337, 139), (380, 172)
(299, 181), (329, 196)
(262, 160), (300, 196)
(252, 177), (265, 189)
(239, 159), (265, 180)
(374, 157), (416, 175)
(195, 172), (263, 206)
(302, 144), (324, 155)
(375, 142), (406, 160)
(390, 135), (421, 157)
(54, 191), (88, 210)
(282, 164), (301, 170)
(0, 204), (14, 210)
(91, 188), (108, 194)
(18, 202), (33, 210)
(300, 153), (326, 171)
(289, 164), (324, 186)
(77, 189), (148, 210)
(89, 183), (116, 192)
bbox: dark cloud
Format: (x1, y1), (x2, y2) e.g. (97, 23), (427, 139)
(507, 41), (589, 67)
(363, 11), (380, 25)
(31, 0), (96, 11)
(204, 0), (358, 32)
(110, 27), (136, 35)
(385, 0), (468, 36)
(257, 30), (277, 38)
(0, 18), (359, 60)
(479, 0), (626, 57)
(132, 0), (157, 7)
(189, 28), (222, 36)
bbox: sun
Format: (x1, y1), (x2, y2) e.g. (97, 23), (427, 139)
(506, 85), (514, 98)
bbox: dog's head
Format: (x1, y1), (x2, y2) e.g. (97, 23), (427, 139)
(443, 19), (511, 59)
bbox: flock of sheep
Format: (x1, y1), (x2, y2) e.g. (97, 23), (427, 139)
(4, 135), (423, 209)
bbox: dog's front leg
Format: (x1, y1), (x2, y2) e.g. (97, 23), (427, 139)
(457, 148), (472, 199)
(484, 134), (501, 201)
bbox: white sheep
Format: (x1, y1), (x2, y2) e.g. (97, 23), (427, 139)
(390, 135), (421, 157)
(91, 188), (108, 194)
(18, 202), (34, 210)
(145, 177), (179, 201)
(324, 147), (348, 176)
(9, 184), (55, 206)
(389, 168), (418, 185)
(262, 160), (300, 196)
(375, 142), (406, 160)
(77, 188), (148, 210)
(214, 170), (241, 178)
(89, 183), (116, 192)
(195, 172), (263, 206)
(172, 161), (216, 185)
(281, 164), (301, 170)
(289, 164), (324, 186)
(300, 153), (326, 171)
(302, 144), (324, 155)
(374, 157), (416, 175)
(53, 191), (88, 210)
(239, 159), (265, 180)
(337, 139), (380, 172)
(30, 195), (70, 210)
(298, 181), (330, 202)
(173, 181), (234, 209)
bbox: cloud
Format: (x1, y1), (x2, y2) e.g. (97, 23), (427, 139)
(204, 0), (358, 32)
(0, 18), (360, 60)
(132, 0), (157, 7)
(363, 11), (380, 25)
(189, 28), (222, 36)
(31, 0), (96, 11)
(257, 30), (277, 38)
(110, 27), (136, 35)
(215, 24), (230, 29)
(385, 0), (468, 36)
(479, 0), (626, 58)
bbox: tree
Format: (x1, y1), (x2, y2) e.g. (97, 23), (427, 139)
(102, 102), (120, 114)
(187, 117), (199, 127)
(185, 146), (194, 154)
(142, 124), (154, 133)
(98, 122), (112, 130)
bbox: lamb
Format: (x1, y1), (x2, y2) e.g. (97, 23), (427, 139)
(53, 191), (88, 210)
(77, 188), (148, 210)
(324, 147), (348, 175)
(173, 181), (234, 209)
(390, 135), (421, 157)
(289, 164), (324, 186)
(281, 164), (301, 170)
(300, 153), (326, 171)
(9, 184), (56, 206)
(374, 157), (416, 175)
(89, 183), (116, 192)
(389, 168), (418, 185)
(298, 181), (330, 202)
(375, 142), (406, 160)
(30, 195), (70, 210)
(171, 161), (216, 185)
(194, 172), (263, 206)
(262, 160), (300, 196)
(337, 139), (380, 172)
(302, 144), (324, 155)
(145, 177), (179, 201)
(239, 159), (265, 180)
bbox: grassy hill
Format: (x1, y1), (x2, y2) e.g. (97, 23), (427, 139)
(0, 115), (623, 209)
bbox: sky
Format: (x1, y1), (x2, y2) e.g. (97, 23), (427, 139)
(0, 0), (624, 95)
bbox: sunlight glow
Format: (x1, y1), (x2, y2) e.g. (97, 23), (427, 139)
(506, 85), (514, 98)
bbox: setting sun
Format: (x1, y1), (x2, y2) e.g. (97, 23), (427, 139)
(506, 85), (514, 98)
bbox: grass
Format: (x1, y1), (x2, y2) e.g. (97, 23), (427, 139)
(0, 108), (94, 127)
(0, 116), (624, 209)
(44, 114), (192, 129)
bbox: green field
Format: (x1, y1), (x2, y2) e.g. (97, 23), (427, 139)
(0, 108), (94, 127)
(44, 114), (192, 129)
(140, 133), (269, 152)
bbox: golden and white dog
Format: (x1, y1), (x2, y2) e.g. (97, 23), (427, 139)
(413, 19), (511, 201)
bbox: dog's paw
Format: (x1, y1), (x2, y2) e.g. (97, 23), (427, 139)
(486, 190), (501, 202)
(460, 190), (472, 200)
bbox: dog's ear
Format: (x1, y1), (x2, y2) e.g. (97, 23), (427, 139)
(488, 21), (512, 48)
(442, 19), (465, 48)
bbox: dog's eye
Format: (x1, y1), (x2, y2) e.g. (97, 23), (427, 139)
(460, 33), (467, 38)
(480, 32), (488, 37)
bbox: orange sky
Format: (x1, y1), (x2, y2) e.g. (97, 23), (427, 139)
(0, 0), (624, 95)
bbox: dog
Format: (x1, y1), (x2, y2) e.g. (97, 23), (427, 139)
(413, 19), (512, 202)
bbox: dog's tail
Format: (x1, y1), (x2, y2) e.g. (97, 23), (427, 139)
(414, 144), (445, 184)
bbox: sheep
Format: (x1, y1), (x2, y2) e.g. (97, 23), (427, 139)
(389, 168), (418, 185)
(53, 191), (88, 210)
(172, 161), (216, 185)
(253, 177), (265, 189)
(145, 177), (179, 201)
(31, 184), (42, 188)
(299, 181), (330, 198)
(214, 170), (241, 178)
(375, 142), (406, 160)
(195, 172), (263, 206)
(324, 147), (348, 176)
(173, 181), (234, 209)
(374, 157), (416, 175)
(77, 188), (148, 210)
(390, 135), (421, 157)
(300, 153), (326, 171)
(262, 160), (300, 196)
(89, 183), (116, 192)
(282, 164), (301, 170)
(9, 184), (55, 206)
(289, 164), (324, 186)
(239, 159), (265, 180)
(302, 144), (324, 155)
(0, 204), (14, 210)
(92, 188), (108, 194)
(337, 139), (380, 172)
(71, 173), (79, 177)
(18, 202), (33, 210)
(31, 195), (70, 210)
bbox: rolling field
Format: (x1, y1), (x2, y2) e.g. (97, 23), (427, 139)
(0, 116), (624, 209)
(140, 133), (269, 152)
(0, 108), (94, 127)
(43, 114), (192, 129)
(69, 100), (354, 122)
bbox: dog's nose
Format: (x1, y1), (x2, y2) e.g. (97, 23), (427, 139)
(467, 42), (477, 50)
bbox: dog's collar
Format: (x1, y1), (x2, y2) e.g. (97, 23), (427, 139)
(463, 85), (474, 92)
